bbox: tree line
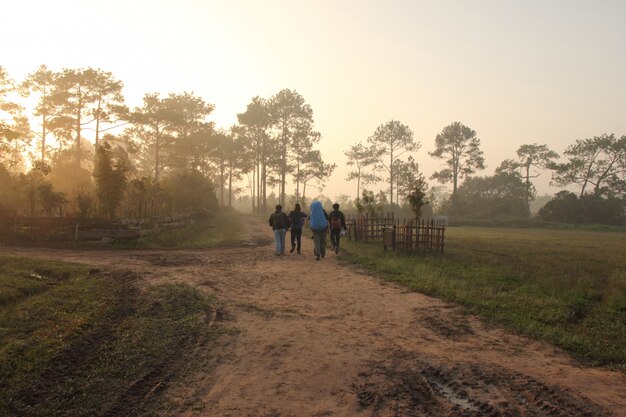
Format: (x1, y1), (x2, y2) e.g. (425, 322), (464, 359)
(343, 123), (625, 225)
(1, 65), (625, 225)
(0, 65), (334, 220)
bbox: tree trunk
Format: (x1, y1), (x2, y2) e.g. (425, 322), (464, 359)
(155, 124), (161, 183)
(228, 162), (233, 207)
(95, 99), (102, 152)
(262, 161), (267, 213)
(220, 159), (225, 206)
(280, 119), (287, 206)
(75, 87), (82, 165)
(389, 150), (394, 205)
(41, 116), (47, 164)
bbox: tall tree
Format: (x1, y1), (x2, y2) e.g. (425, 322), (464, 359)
(49, 68), (98, 164)
(267, 89), (314, 206)
(90, 70), (127, 151)
(20, 65), (56, 164)
(238, 96), (271, 213)
(430, 121), (485, 196)
(292, 124), (321, 201)
(300, 150), (336, 204)
(497, 143), (559, 209)
(367, 120), (419, 205)
(0, 66), (31, 173)
(47, 68), (126, 165)
(129, 93), (175, 182)
(165, 92), (215, 173)
(224, 127), (251, 207)
(551, 134), (626, 197)
(209, 129), (230, 205)
(344, 142), (380, 203)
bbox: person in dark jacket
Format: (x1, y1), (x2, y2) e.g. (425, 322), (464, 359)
(287, 203), (308, 254)
(269, 204), (290, 256)
(328, 203), (346, 254)
(309, 200), (329, 260)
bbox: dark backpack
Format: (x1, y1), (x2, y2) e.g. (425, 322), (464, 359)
(330, 215), (342, 232)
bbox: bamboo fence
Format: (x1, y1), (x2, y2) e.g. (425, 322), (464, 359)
(346, 213), (445, 253)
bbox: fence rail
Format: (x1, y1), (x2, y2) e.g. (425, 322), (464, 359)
(346, 213), (445, 253)
(0, 213), (194, 241)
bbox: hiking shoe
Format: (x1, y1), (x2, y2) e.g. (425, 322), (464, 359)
(290, 246), (295, 253)
(316, 255), (320, 261)
(335, 247), (339, 254)
(297, 250), (301, 254)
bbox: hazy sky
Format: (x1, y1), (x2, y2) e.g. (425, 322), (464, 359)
(3, 0), (626, 200)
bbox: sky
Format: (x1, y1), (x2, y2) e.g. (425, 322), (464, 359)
(2, 0), (626, 201)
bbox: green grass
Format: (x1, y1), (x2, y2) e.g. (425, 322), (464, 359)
(0, 255), (220, 417)
(118, 208), (244, 249)
(342, 227), (626, 370)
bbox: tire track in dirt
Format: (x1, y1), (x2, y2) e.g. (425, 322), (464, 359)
(2, 218), (624, 416)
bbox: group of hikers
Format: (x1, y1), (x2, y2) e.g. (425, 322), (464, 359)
(268, 201), (347, 260)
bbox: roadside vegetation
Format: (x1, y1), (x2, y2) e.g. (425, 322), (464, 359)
(0, 255), (221, 417)
(342, 226), (626, 370)
(121, 208), (244, 249)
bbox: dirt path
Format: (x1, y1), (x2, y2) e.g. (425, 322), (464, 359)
(3, 218), (625, 416)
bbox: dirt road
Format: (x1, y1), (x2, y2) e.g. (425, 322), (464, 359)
(4, 218), (625, 416)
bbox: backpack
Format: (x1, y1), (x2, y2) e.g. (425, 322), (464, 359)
(330, 215), (342, 232)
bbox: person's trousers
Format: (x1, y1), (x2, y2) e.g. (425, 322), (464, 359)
(312, 230), (327, 257)
(273, 228), (286, 254)
(330, 230), (341, 249)
(290, 228), (303, 251)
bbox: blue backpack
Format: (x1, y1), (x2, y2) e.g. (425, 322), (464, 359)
(309, 201), (328, 232)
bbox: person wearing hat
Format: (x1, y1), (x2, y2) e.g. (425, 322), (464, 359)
(328, 203), (346, 254)
(268, 204), (290, 256)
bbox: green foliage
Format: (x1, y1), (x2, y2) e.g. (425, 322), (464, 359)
(94, 142), (128, 218)
(344, 142), (381, 202)
(342, 227), (626, 369)
(0, 256), (217, 417)
(48, 68), (126, 164)
(539, 191), (626, 225)
(356, 189), (379, 216)
(163, 170), (218, 214)
(407, 175), (429, 220)
(37, 182), (66, 216)
(551, 134), (626, 197)
(367, 119), (419, 205)
(267, 88), (315, 205)
(442, 171), (529, 218)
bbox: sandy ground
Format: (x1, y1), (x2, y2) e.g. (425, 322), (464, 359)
(3, 218), (625, 417)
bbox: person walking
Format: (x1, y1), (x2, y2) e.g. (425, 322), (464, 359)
(287, 203), (308, 254)
(328, 203), (346, 254)
(309, 200), (329, 261)
(268, 204), (290, 256)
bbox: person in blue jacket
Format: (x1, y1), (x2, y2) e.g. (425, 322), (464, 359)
(309, 200), (329, 260)
(287, 203), (308, 254)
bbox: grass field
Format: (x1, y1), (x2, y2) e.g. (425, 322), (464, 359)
(342, 227), (626, 370)
(0, 256), (220, 417)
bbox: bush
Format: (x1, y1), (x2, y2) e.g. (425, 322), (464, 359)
(164, 171), (218, 215)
